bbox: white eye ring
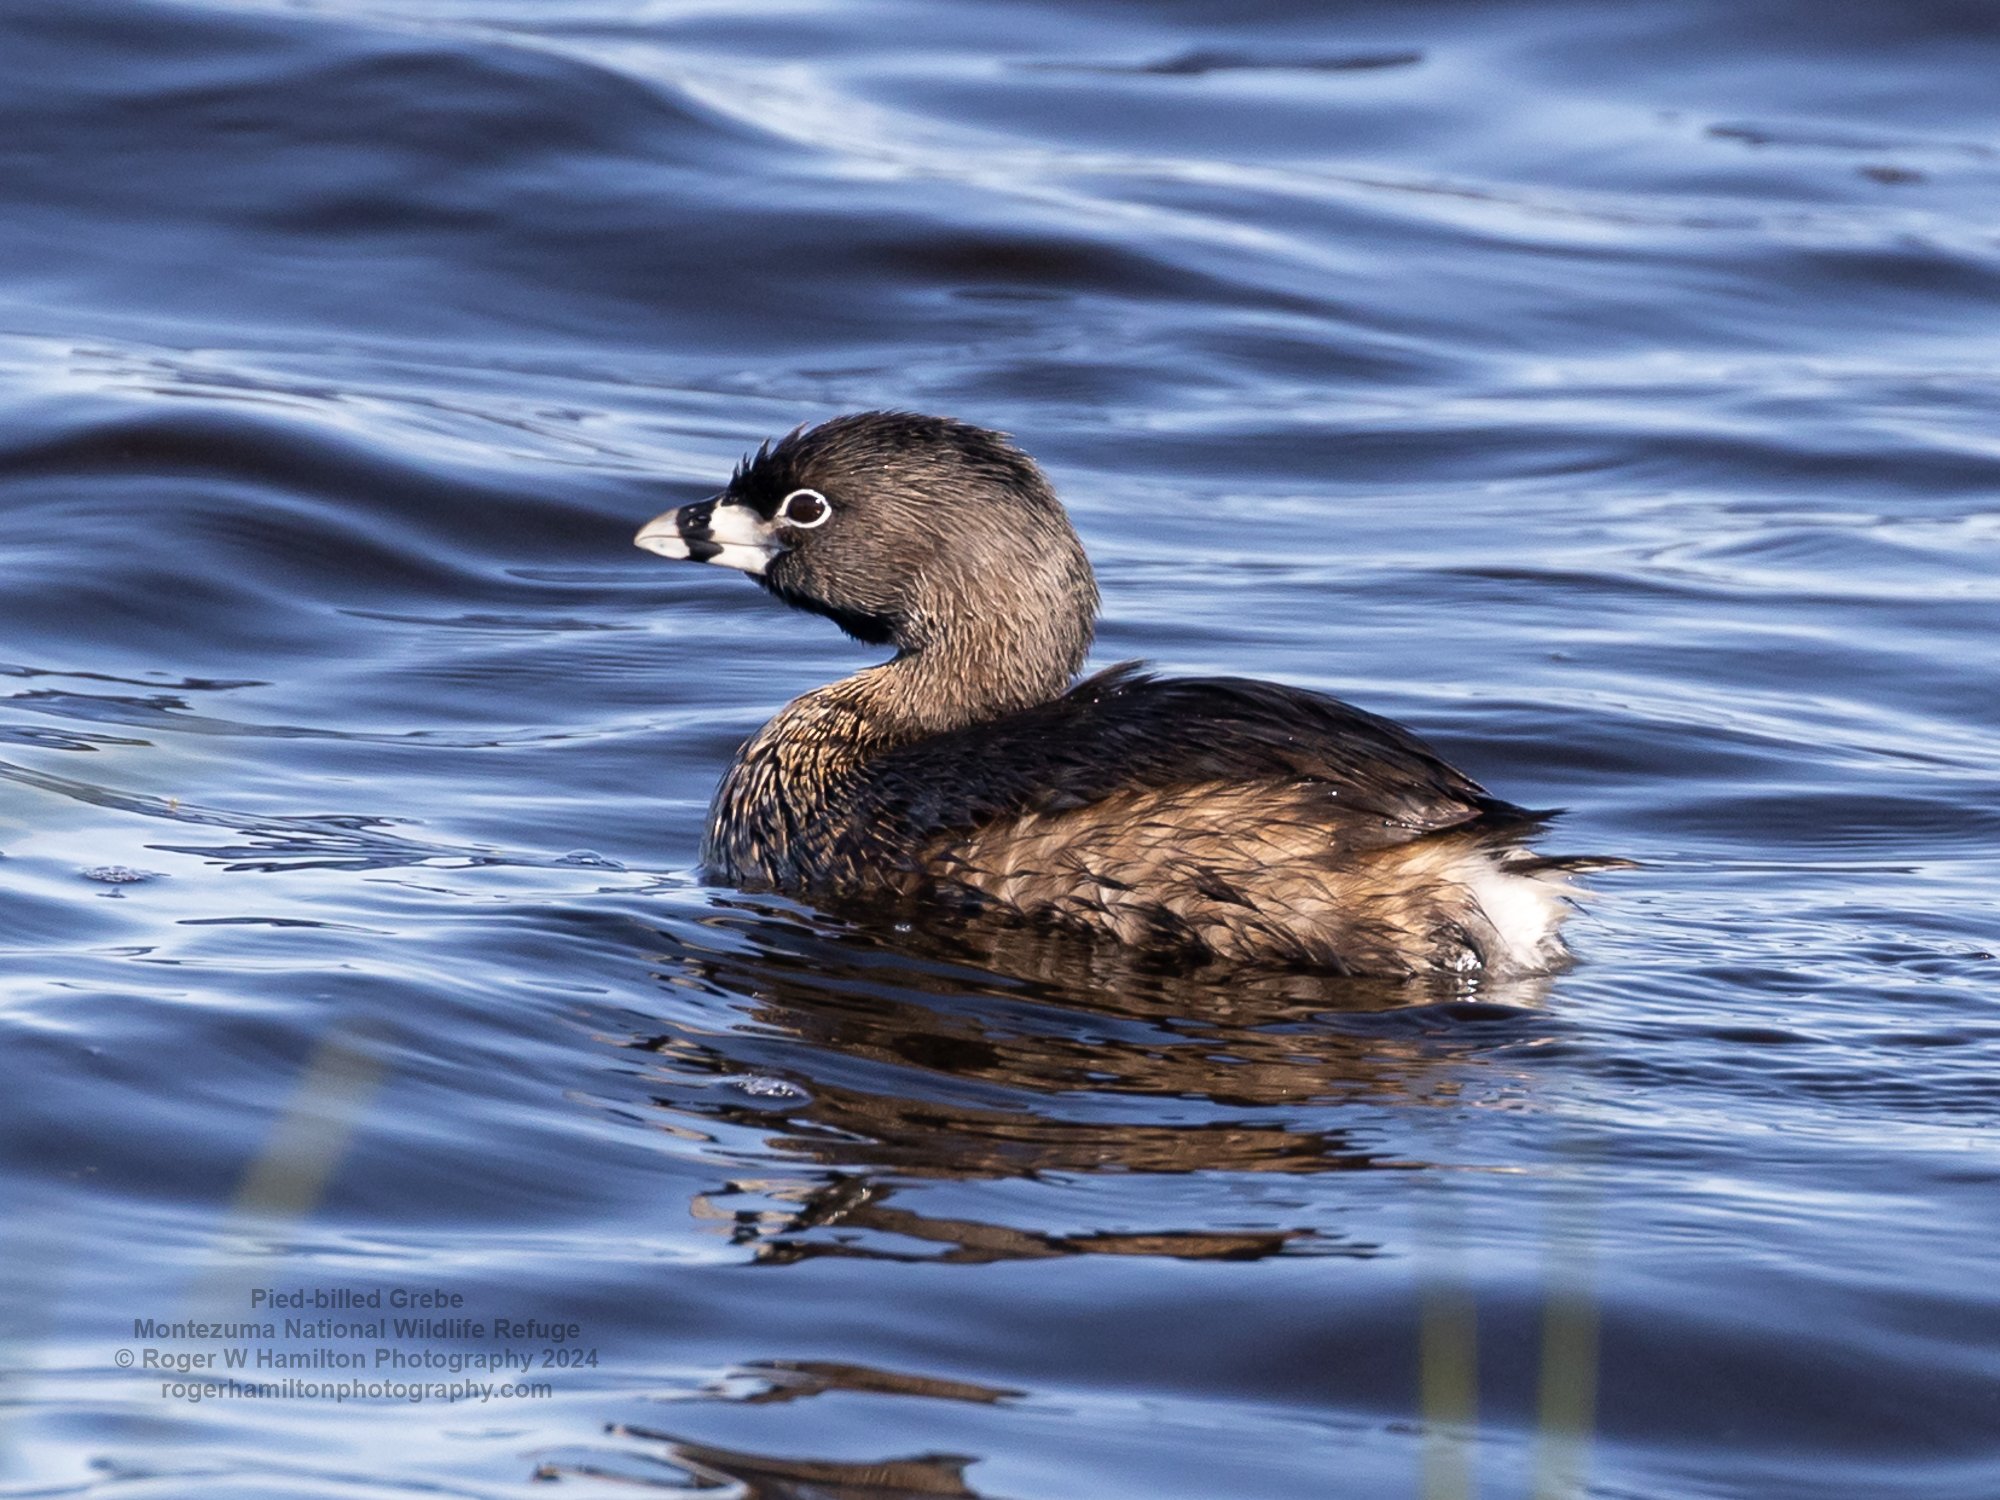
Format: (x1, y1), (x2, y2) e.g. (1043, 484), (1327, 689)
(778, 488), (831, 529)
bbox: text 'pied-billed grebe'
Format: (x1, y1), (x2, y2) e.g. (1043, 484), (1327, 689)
(636, 412), (1611, 978)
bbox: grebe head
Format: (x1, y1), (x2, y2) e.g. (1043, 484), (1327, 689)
(637, 412), (1098, 701)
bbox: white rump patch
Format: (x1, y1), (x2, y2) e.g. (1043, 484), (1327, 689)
(1460, 851), (1574, 975)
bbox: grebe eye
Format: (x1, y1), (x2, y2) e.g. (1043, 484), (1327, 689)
(778, 488), (831, 528)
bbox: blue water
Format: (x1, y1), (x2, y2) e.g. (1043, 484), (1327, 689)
(3, 2), (1998, 1496)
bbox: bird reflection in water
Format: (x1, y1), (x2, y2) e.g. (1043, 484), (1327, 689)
(544, 1428), (991, 1499)
(536, 1361), (1028, 1494)
(542, 899), (1574, 1496)
(623, 893), (1558, 1268)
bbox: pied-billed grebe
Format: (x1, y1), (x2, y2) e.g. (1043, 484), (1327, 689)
(637, 412), (1604, 978)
